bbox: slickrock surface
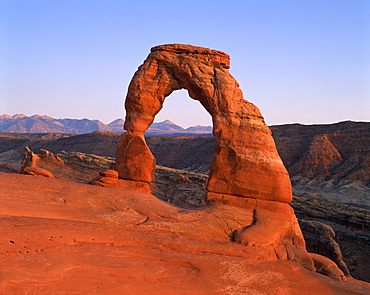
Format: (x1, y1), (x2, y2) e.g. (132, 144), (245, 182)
(1, 171), (370, 294)
(118, 44), (292, 203)
(1, 150), (369, 285)
(1, 131), (369, 281)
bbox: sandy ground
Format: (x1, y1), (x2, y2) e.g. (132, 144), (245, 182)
(0, 171), (369, 294)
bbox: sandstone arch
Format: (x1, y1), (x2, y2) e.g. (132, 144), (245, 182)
(116, 44), (292, 203)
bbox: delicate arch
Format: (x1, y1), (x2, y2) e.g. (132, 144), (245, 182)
(116, 44), (292, 203)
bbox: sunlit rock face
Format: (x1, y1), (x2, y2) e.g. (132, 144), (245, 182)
(20, 146), (55, 178)
(116, 131), (155, 182)
(114, 45), (319, 268)
(116, 44), (291, 203)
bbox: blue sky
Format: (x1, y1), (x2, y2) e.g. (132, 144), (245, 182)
(0, 0), (369, 128)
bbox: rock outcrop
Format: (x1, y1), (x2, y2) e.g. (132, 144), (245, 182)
(38, 148), (64, 164)
(58, 151), (114, 170)
(115, 44), (320, 274)
(20, 146), (54, 178)
(309, 253), (346, 281)
(89, 169), (119, 186)
(151, 166), (208, 208)
(116, 132), (155, 182)
(292, 196), (370, 282)
(299, 219), (350, 276)
(117, 44), (291, 203)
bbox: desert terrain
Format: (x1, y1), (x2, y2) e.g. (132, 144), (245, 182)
(1, 164), (370, 294)
(1, 121), (370, 284)
(1, 43), (369, 294)
(0, 123), (369, 293)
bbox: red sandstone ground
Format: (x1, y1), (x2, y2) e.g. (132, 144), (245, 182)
(1, 171), (369, 294)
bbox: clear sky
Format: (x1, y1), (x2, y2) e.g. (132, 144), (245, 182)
(0, 0), (369, 128)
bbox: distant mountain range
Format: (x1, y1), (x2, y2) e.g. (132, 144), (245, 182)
(0, 114), (212, 135)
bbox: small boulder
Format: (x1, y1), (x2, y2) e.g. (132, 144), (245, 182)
(22, 166), (54, 178)
(99, 169), (119, 178)
(309, 253), (346, 281)
(90, 176), (118, 187)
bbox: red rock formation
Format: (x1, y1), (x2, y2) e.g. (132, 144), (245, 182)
(115, 131), (155, 182)
(99, 169), (119, 178)
(20, 146), (54, 178)
(90, 169), (120, 186)
(113, 44), (360, 279)
(117, 44), (291, 203)
(309, 253), (346, 281)
(207, 192), (314, 270)
(114, 44), (316, 272)
(299, 219), (350, 277)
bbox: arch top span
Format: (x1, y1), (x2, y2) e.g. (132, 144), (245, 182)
(151, 44), (231, 69)
(116, 44), (293, 203)
(123, 43), (263, 134)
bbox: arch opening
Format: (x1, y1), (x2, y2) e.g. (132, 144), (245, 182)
(151, 89), (212, 130)
(146, 88), (214, 173)
(145, 88), (215, 208)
